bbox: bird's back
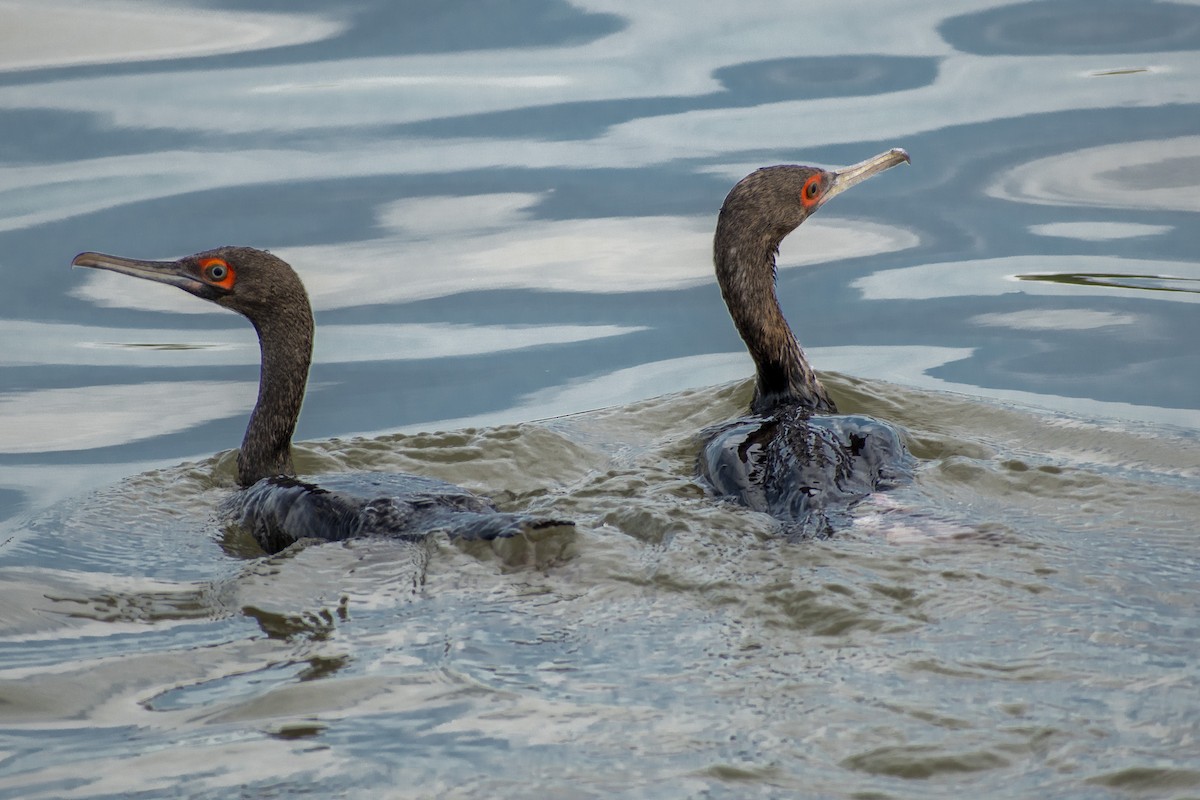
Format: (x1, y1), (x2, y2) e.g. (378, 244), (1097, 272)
(223, 471), (572, 554)
(699, 407), (912, 537)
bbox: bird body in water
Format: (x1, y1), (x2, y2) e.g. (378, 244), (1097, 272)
(72, 246), (571, 554)
(700, 149), (914, 536)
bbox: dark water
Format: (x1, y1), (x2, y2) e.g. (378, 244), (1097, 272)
(1, 1), (1198, 797)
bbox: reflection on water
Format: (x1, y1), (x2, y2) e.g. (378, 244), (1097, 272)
(1088, 67), (1155, 76)
(970, 308), (1136, 331)
(1019, 270), (1200, 295)
(0, 4), (341, 72)
(939, 0), (1200, 55)
(0, 381), (254, 453)
(987, 136), (1200, 212)
(65, 194), (917, 310)
(1029, 221), (1173, 240)
(400, 54), (940, 141)
(1, 0), (1199, 796)
(0, 318), (643, 366)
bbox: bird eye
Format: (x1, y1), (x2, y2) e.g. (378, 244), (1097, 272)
(200, 258), (236, 289)
(801, 174), (823, 208)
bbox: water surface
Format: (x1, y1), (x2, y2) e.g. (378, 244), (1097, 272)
(1, 1), (1198, 797)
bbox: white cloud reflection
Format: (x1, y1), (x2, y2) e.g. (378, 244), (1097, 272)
(0, 381), (253, 453)
(0, 318), (644, 367)
(0, 1), (342, 72)
(250, 74), (574, 93)
(1029, 222), (1173, 240)
(989, 137), (1200, 212)
(970, 309), (1137, 330)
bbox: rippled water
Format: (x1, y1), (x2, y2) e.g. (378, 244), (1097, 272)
(5, 376), (1199, 797)
(2, 0), (1199, 797)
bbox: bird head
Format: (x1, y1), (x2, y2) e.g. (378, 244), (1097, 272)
(72, 246), (309, 325)
(721, 148), (910, 242)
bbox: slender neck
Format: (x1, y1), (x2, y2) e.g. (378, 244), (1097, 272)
(236, 305), (313, 486)
(714, 223), (836, 416)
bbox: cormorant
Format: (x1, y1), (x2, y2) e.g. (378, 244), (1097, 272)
(72, 247), (572, 554)
(699, 149), (914, 536)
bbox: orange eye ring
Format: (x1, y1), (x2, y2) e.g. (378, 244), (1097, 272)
(200, 257), (236, 290)
(801, 174), (824, 209)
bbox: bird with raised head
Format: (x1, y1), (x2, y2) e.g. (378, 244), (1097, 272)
(700, 149), (913, 536)
(72, 246), (572, 555)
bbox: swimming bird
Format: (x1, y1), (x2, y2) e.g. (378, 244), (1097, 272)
(72, 247), (572, 554)
(699, 149), (913, 535)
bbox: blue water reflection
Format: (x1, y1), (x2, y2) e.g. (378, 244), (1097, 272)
(940, 0), (1200, 55)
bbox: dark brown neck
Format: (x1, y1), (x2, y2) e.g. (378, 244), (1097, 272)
(236, 306), (313, 487)
(714, 220), (836, 416)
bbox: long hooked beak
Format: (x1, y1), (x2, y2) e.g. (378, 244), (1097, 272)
(72, 251), (203, 294)
(823, 148), (910, 206)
